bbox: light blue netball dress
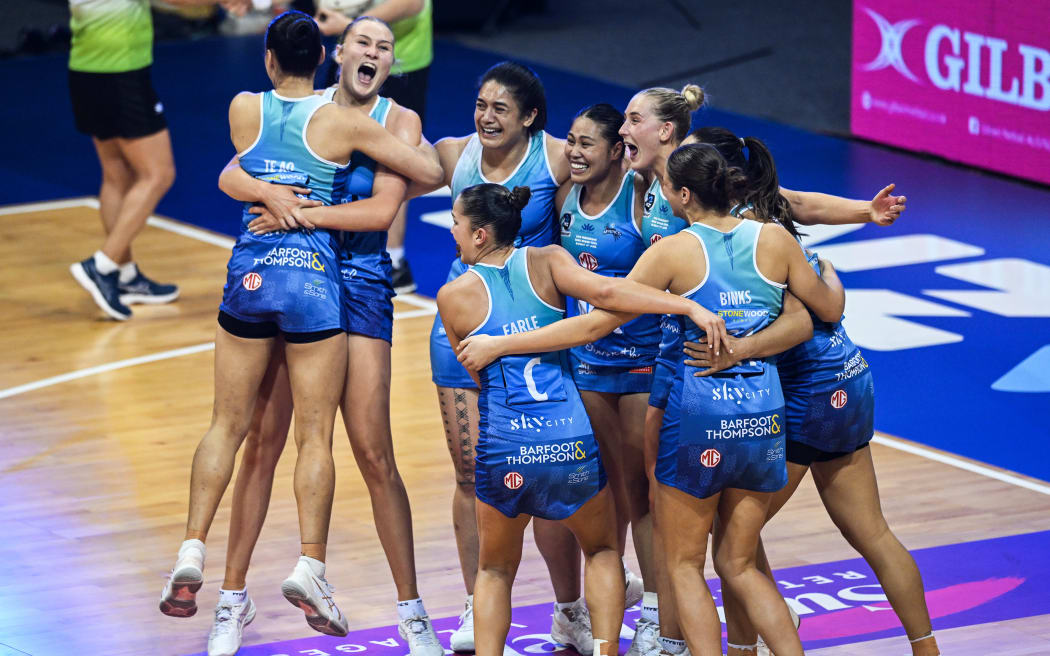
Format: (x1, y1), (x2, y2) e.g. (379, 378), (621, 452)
(560, 170), (659, 393)
(220, 91), (348, 334)
(321, 88), (397, 342)
(656, 220), (788, 498)
(468, 247), (606, 519)
(429, 131), (560, 387)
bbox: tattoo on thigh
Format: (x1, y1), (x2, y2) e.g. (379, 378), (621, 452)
(454, 389), (474, 479)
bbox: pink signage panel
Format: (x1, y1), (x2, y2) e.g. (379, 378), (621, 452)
(851, 0), (1050, 185)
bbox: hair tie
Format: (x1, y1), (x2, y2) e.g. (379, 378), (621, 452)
(739, 137), (746, 148)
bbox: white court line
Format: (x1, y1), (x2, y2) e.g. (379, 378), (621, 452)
(0, 343), (216, 400)
(6, 197), (1048, 495)
(872, 433), (1050, 496)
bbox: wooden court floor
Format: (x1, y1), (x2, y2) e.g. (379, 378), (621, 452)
(1, 201), (1049, 656)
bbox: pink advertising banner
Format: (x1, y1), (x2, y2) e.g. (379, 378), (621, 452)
(851, 0), (1050, 185)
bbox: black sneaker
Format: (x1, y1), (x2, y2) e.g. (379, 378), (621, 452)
(119, 269), (180, 305)
(391, 258), (417, 294)
(70, 257), (132, 320)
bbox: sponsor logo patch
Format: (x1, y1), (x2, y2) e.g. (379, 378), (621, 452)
(700, 448), (721, 468)
(242, 272), (262, 291)
(504, 472), (523, 490)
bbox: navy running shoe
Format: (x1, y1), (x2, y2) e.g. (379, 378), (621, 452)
(391, 259), (417, 295)
(70, 257), (131, 320)
(119, 269), (180, 305)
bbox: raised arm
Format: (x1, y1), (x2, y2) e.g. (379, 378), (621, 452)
(759, 223), (845, 322)
(782, 183), (906, 227)
(682, 291), (813, 376)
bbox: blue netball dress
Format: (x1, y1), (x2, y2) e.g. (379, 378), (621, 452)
(641, 177), (690, 410)
(220, 91), (347, 333)
(322, 88), (397, 343)
(469, 248), (606, 519)
(656, 220), (788, 498)
(777, 249), (874, 455)
(430, 131), (560, 387)
(560, 170), (659, 393)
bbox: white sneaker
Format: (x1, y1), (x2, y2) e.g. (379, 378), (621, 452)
(550, 600), (594, 656)
(624, 567), (645, 608)
(626, 619), (660, 656)
(398, 615), (444, 656)
(159, 540), (205, 617)
(449, 596), (475, 652)
(207, 597), (256, 656)
(280, 558), (349, 636)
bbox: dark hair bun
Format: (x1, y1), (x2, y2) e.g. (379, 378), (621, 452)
(507, 186), (532, 211)
(719, 166), (748, 201)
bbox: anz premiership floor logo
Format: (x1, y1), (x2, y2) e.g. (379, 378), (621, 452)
(859, 6), (1050, 109)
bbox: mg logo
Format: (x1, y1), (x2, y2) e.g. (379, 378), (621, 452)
(831, 389), (848, 409)
(504, 472), (523, 490)
(861, 8), (922, 82)
(650, 234), (662, 245)
(578, 252), (598, 271)
(700, 448), (721, 468)
(242, 272), (262, 291)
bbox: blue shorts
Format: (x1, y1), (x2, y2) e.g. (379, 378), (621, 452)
(475, 432), (607, 520)
(783, 368), (875, 454)
(570, 353), (654, 395)
(341, 267), (394, 343)
(656, 366), (788, 499)
(220, 230), (342, 334)
(648, 357), (674, 409)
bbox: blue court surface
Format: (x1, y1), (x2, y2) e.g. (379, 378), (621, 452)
(4, 35), (1048, 481)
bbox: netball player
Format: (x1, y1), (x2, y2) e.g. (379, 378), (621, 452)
(681, 130), (937, 656)
(557, 103), (661, 653)
(157, 10), (442, 649)
(616, 85), (908, 656)
(424, 61), (602, 653)
(437, 182), (728, 656)
(203, 16), (445, 656)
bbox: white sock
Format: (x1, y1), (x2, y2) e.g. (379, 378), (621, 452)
(397, 597), (427, 620)
(179, 538), (205, 557)
(658, 637), (686, 655)
(555, 597), (584, 612)
(218, 587), (247, 604)
(641, 591), (659, 623)
(300, 555), (325, 578)
(388, 246), (405, 266)
(118, 261), (138, 284)
(93, 250), (119, 275)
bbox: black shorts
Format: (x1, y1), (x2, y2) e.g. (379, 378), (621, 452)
(379, 66), (429, 128)
(68, 66), (167, 140)
(218, 311), (343, 344)
(786, 440), (871, 467)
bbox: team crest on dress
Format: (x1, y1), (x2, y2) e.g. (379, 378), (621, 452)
(603, 225), (622, 240)
(560, 212), (574, 235)
(644, 192), (655, 212)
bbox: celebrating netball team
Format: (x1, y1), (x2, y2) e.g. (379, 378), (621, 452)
(155, 9), (936, 656)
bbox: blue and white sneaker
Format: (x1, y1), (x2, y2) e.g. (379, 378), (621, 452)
(70, 257), (131, 320)
(119, 269), (180, 305)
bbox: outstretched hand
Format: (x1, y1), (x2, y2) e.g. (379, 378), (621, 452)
(456, 334), (502, 371)
(870, 183), (906, 226)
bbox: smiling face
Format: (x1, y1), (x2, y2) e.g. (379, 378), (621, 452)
(334, 19), (394, 102)
(474, 80), (536, 150)
(565, 115), (621, 185)
(619, 93), (672, 172)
